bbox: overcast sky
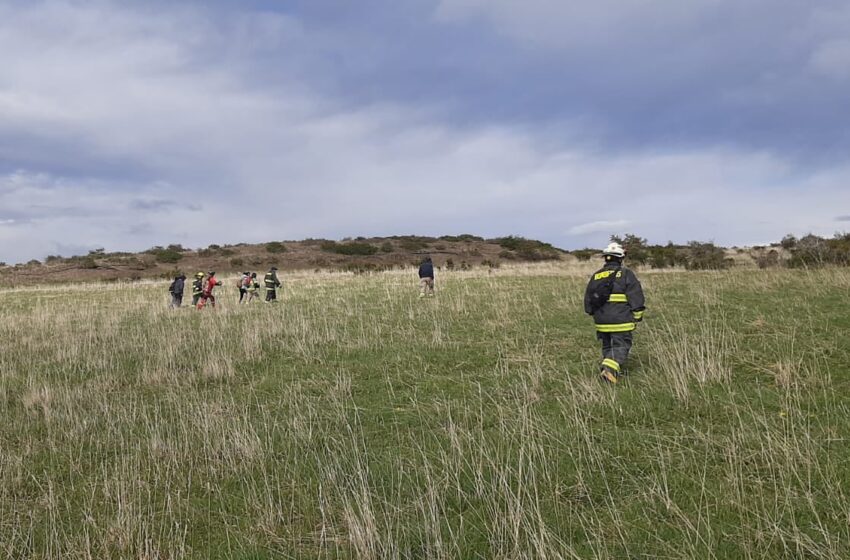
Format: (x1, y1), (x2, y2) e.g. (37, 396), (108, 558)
(1, 0), (848, 263)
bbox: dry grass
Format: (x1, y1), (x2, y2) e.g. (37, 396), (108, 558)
(0, 264), (848, 558)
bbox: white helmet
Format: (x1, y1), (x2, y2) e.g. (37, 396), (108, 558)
(602, 242), (626, 258)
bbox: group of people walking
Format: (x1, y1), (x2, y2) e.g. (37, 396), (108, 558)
(166, 246), (646, 385)
(168, 267), (282, 309)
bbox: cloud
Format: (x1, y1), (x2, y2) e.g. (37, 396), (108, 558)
(810, 39), (850, 80)
(568, 220), (631, 236)
(0, 1), (848, 264)
(836, 215), (850, 222)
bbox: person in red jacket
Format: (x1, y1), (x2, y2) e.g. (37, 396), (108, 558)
(197, 271), (222, 309)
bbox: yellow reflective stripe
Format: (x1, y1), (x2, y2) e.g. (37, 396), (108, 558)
(608, 293), (628, 303)
(633, 310), (644, 320)
(602, 358), (620, 372)
(594, 270), (614, 281)
(596, 322), (636, 332)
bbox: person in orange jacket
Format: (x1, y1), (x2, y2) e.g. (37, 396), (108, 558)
(197, 271), (223, 309)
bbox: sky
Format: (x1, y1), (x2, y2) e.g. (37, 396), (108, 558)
(0, 0), (848, 263)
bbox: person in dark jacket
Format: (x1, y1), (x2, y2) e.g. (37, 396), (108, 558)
(583, 242), (646, 384)
(264, 267), (281, 302)
(418, 256), (435, 297)
(191, 272), (205, 306)
(168, 274), (186, 309)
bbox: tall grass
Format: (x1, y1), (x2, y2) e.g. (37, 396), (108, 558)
(0, 265), (848, 558)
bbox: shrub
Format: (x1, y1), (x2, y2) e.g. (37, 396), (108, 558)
(440, 234), (484, 242)
(780, 234), (798, 250)
(492, 236), (561, 261)
(647, 244), (688, 269)
(147, 247), (184, 263)
(787, 233), (850, 268)
(266, 242), (287, 254)
(445, 258), (455, 270)
(320, 241), (378, 256)
(379, 241), (394, 253)
(45, 255), (63, 263)
(684, 241), (732, 270)
(571, 249), (596, 261)
(755, 250), (780, 269)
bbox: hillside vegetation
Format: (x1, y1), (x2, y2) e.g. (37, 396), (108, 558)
(0, 235), (563, 285)
(0, 263), (848, 558)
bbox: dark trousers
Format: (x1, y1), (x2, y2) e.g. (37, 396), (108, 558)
(238, 288), (247, 303)
(598, 331), (633, 375)
(265, 288), (277, 302)
(169, 294), (183, 309)
(192, 294), (202, 306)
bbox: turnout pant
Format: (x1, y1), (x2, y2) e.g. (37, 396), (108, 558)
(265, 288), (277, 302)
(598, 331), (633, 375)
(192, 294), (202, 306)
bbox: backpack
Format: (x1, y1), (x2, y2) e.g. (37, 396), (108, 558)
(587, 267), (620, 314)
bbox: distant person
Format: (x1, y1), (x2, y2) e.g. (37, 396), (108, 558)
(246, 273), (260, 303)
(168, 273), (186, 309)
(264, 267), (281, 302)
(191, 272), (205, 306)
(418, 256), (435, 298)
(197, 271), (222, 309)
(583, 242), (646, 384)
(237, 271), (250, 303)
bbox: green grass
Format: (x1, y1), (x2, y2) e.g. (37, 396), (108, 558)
(0, 265), (849, 559)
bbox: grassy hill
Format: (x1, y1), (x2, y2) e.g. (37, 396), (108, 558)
(0, 263), (848, 558)
(0, 235), (563, 285)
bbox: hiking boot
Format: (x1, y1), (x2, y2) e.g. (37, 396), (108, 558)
(600, 370), (618, 384)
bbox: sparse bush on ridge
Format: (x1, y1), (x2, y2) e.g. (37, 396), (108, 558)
(146, 246), (184, 264)
(439, 234), (484, 242)
(492, 236), (562, 261)
(786, 232), (850, 268)
(684, 241), (732, 270)
(266, 241), (287, 254)
(320, 241), (378, 256)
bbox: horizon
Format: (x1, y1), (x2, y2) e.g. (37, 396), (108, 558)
(2, 230), (832, 266)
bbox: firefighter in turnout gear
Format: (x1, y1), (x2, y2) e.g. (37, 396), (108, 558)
(264, 267), (281, 302)
(584, 242), (646, 384)
(191, 272), (205, 306)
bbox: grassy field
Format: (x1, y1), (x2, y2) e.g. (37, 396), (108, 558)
(1, 264), (849, 559)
